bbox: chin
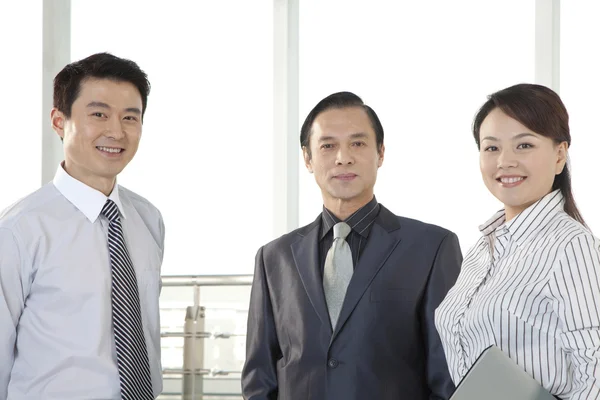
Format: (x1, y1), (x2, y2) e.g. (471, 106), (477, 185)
(328, 190), (363, 202)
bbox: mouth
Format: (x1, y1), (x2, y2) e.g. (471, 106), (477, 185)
(334, 173), (357, 181)
(496, 175), (526, 187)
(96, 146), (124, 155)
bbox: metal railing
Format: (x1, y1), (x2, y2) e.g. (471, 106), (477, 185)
(158, 275), (253, 400)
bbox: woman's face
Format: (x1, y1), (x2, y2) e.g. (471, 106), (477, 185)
(479, 107), (568, 221)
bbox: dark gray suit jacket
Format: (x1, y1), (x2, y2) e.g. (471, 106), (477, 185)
(242, 205), (462, 400)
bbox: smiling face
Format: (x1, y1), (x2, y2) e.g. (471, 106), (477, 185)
(303, 106), (384, 212)
(479, 107), (568, 220)
(51, 78), (143, 195)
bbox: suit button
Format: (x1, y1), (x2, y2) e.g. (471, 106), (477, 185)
(327, 358), (339, 368)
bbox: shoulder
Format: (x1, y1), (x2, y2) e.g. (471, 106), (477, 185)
(0, 184), (62, 231)
(381, 205), (457, 244)
(118, 186), (165, 250)
(118, 185), (163, 222)
(552, 212), (600, 259)
(260, 218), (320, 255)
(552, 211), (594, 240)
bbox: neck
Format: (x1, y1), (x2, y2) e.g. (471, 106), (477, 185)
(324, 194), (374, 221)
(63, 161), (116, 196)
(504, 208), (518, 222)
(504, 194), (548, 222)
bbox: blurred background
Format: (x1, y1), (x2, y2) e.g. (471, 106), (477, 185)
(1, 0), (598, 398)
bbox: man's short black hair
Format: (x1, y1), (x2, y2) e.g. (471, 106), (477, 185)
(53, 52), (150, 120)
(300, 91), (384, 157)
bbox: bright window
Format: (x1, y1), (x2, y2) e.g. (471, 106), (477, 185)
(71, 0), (274, 275)
(0, 3), (42, 210)
(560, 1), (600, 233)
(298, 0), (536, 250)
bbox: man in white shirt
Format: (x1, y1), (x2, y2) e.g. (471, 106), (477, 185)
(0, 53), (164, 400)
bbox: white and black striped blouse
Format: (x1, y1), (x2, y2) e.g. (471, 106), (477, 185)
(435, 190), (600, 399)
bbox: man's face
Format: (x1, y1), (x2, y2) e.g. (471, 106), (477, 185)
(303, 106), (384, 208)
(51, 78), (143, 192)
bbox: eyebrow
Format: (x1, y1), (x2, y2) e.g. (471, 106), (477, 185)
(481, 132), (538, 142)
(86, 101), (141, 115)
(318, 132), (370, 142)
(86, 101), (110, 109)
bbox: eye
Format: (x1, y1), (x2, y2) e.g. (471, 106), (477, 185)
(123, 116), (139, 122)
(484, 145), (498, 152)
(517, 143), (533, 149)
(321, 144), (334, 149)
(352, 141), (366, 147)
(91, 112), (106, 118)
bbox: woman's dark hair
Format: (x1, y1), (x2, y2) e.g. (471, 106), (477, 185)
(472, 83), (585, 225)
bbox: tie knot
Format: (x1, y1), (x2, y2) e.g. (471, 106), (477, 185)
(333, 222), (351, 240)
(101, 199), (120, 223)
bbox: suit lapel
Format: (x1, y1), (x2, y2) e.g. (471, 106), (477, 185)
(331, 206), (402, 341)
(291, 218), (333, 337)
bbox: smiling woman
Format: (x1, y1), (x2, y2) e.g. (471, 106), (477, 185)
(473, 84), (583, 224)
(435, 84), (600, 399)
(477, 110), (568, 221)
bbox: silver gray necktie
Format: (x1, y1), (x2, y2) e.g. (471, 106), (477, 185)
(323, 222), (353, 329)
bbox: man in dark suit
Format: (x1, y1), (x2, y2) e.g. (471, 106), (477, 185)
(242, 91), (462, 400)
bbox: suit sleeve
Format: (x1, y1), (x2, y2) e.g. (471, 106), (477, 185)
(0, 228), (26, 400)
(241, 246), (281, 400)
(422, 231), (462, 400)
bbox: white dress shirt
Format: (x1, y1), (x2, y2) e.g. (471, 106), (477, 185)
(435, 190), (600, 399)
(0, 164), (164, 400)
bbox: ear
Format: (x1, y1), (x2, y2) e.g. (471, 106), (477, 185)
(555, 141), (568, 175)
(51, 108), (66, 140)
(302, 146), (313, 173)
(377, 144), (385, 168)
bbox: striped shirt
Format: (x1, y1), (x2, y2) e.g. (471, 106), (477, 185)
(435, 190), (600, 399)
(319, 196), (380, 273)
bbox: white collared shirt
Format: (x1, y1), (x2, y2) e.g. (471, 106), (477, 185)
(435, 190), (600, 399)
(0, 164), (165, 400)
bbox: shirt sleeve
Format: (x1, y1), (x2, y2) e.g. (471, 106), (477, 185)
(550, 233), (600, 400)
(0, 228), (26, 400)
(157, 209), (165, 293)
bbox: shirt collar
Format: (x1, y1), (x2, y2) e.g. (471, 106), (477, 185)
(479, 189), (564, 246)
(52, 162), (126, 223)
(321, 196), (380, 240)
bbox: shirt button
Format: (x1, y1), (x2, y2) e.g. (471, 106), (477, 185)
(328, 358), (339, 368)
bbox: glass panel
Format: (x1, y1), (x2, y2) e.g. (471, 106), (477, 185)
(71, 0), (274, 276)
(0, 3), (42, 209)
(160, 279), (251, 399)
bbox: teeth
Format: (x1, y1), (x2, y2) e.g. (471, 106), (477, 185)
(500, 177), (524, 184)
(97, 146), (122, 154)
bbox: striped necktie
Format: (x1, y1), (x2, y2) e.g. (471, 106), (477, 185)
(102, 199), (154, 400)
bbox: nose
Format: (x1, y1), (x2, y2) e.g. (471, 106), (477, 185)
(104, 118), (126, 140)
(497, 148), (518, 169)
(335, 146), (355, 165)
